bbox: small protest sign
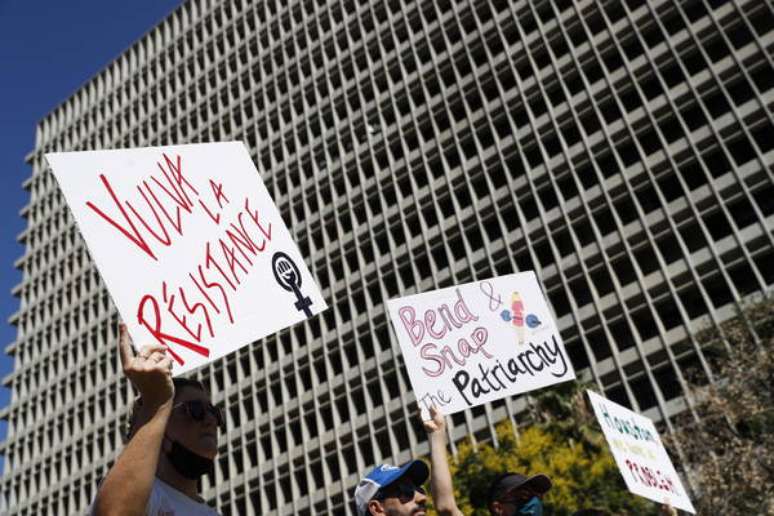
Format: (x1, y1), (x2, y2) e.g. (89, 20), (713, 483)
(46, 142), (327, 375)
(587, 390), (695, 513)
(386, 272), (575, 418)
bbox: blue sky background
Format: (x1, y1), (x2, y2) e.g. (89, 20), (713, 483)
(0, 0), (183, 472)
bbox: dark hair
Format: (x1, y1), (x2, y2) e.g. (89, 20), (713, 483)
(572, 510), (610, 516)
(124, 377), (207, 441)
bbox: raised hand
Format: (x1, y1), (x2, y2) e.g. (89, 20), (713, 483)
(422, 405), (446, 435)
(118, 324), (174, 409)
(95, 324), (176, 516)
(422, 404), (464, 516)
(659, 503), (678, 516)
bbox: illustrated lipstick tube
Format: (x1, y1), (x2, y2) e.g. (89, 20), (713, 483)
(511, 292), (525, 345)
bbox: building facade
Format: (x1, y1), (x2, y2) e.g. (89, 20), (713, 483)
(2, 0), (773, 514)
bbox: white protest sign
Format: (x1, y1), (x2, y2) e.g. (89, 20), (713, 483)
(587, 390), (695, 513)
(46, 142), (327, 376)
(386, 272), (575, 418)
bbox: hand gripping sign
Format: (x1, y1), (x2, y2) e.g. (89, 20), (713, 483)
(46, 142), (327, 375)
(587, 390), (696, 513)
(386, 272), (575, 419)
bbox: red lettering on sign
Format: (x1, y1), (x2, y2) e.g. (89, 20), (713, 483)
(198, 199), (221, 225)
(126, 184), (173, 247)
(194, 264), (234, 324)
(205, 242), (237, 291)
(159, 153), (199, 205)
(86, 174), (158, 261)
(86, 154), (207, 260)
(210, 179), (229, 209)
(137, 294), (210, 365)
(244, 198), (272, 241)
(219, 237), (249, 285)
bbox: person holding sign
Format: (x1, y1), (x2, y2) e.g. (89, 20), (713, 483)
(420, 404), (552, 516)
(353, 405), (468, 516)
(91, 325), (221, 516)
(423, 406), (464, 516)
(353, 460), (430, 515)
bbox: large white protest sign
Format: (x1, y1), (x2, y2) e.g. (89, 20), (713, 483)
(587, 390), (695, 513)
(46, 142), (327, 376)
(386, 272), (575, 418)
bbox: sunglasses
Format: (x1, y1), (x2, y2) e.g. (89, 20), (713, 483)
(375, 482), (426, 503)
(173, 399), (225, 428)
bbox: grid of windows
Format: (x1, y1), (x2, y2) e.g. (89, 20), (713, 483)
(1, 0), (773, 514)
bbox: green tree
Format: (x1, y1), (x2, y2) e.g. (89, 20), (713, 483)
(445, 382), (659, 515)
(667, 294), (774, 514)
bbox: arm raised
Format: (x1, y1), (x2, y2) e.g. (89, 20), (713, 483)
(423, 406), (464, 516)
(93, 325), (175, 516)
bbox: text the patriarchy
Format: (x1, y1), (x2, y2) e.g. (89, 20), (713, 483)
(386, 272), (575, 418)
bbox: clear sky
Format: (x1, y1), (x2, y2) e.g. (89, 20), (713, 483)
(0, 0), (183, 471)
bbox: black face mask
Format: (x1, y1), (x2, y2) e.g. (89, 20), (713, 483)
(165, 439), (214, 480)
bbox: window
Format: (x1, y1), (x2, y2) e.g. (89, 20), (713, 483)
(538, 185), (559, 211)
(612, 256), (636, 285)
(588, 328), (612, 360)
(753, 184), (774, 216)
(656, 234), (681, 264)
(610, 318), (636, 351)
(630, 375), (658, 410)
(632, 307), (658, 340)
(617, 141), (640, 168)
(678, 285), (708, 319)
(727, 196), (757, 229)
(678, 222), (707, 253)
(727, 137), (756, 166)
(549, 289), (572, 317)
(594, 206), (616, 235)
(680, 101), (708, 132)
(728, 262), (760, 295)
(703, 90), (731, 119)
(612, 197), (636, 224)
(702, 274), (734, 308)
(590, 268), (615, 296)
(573, 219), (594, 246)
(751, 122), (774, 152)
(703, 211), (733, 241)
(701, 149), (731, 177)
(632, 245), (658, 274)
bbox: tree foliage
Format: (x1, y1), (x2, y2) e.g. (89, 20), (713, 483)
(445, 382), (659, 515)
(667, 294), (774, 515)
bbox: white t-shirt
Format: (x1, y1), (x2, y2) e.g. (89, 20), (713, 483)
(89, 477), (219, 516)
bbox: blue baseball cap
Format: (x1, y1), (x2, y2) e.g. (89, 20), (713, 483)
(354, 460), (429, 515)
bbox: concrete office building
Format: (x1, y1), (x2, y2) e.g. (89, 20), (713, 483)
(2, 0), (773, 514)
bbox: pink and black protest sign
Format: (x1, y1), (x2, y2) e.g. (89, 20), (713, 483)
(386, 272), (575, 418)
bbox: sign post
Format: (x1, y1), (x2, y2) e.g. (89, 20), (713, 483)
(386, 272), (575, 418)
(587, 390), (695, 513)
(47, 142), (327, 375)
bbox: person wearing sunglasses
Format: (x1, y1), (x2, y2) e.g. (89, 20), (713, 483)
(354, 460), (430, 516)
(91, 325), (222, 515)
(487, 471), (552, 516)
